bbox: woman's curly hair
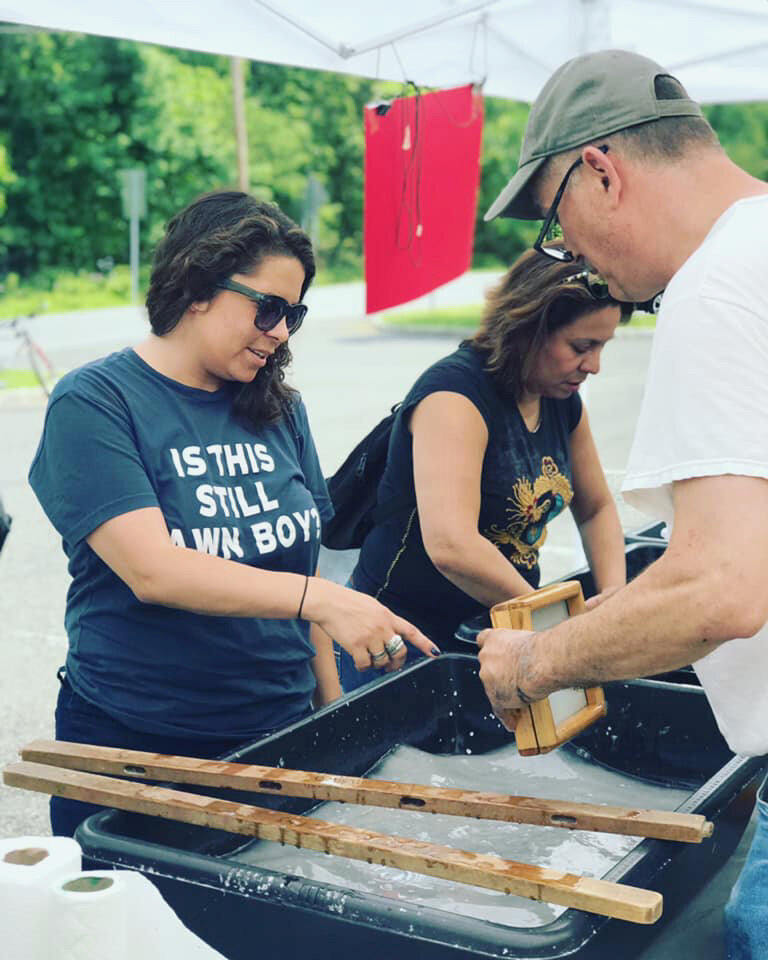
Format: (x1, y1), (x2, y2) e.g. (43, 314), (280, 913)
(145, 190), (315, 429)
(472, 246), (629, 400)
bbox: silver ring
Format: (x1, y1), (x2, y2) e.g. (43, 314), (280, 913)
(384, 634), (405, 657)
(371, 649), (389, 664)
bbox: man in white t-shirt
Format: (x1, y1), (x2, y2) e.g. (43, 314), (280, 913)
(478, 49), (768, 959)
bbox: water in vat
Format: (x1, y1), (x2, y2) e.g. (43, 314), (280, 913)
(235, 742), (691, 927)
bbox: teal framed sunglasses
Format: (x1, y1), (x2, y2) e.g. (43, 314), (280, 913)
(216, 279), (307, 334)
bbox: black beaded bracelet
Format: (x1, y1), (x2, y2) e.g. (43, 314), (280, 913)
(297, 575), (310, 620)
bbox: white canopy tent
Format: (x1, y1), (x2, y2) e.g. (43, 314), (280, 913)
(2, 0), (768, 103)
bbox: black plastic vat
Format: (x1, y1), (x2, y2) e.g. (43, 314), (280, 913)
(453, 540), (667, 648)
(77, 656), (764, 960)
(624, 520), (669, 546)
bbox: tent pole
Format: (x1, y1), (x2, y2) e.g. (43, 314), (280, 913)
(251, 0), (346, 55)
(670, 39), (768, 70)
(343, 0), (498, 57)
(253, 0), (498, 59)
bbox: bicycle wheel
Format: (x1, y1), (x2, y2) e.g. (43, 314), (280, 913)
(26, 338), (58, 397)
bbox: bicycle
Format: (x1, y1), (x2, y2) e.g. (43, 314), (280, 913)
(0, 312), (58, 397)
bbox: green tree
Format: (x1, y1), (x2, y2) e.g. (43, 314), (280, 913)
(247, 63), (377, 273)
(0, 142), (14, 216)
(133, 45), (237, 250)
(706, 102), (768, 181)
(0, 32), (146, 277)
(474, 95), (537, 266)
(1, 30), (766, 291)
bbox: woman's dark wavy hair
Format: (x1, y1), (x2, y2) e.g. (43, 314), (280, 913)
(145, 190), (315, 429)
(472, 246), (628, 400)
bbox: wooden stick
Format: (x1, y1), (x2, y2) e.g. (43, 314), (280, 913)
(3, 760), (662, 924)
(21, 740), (712, 843)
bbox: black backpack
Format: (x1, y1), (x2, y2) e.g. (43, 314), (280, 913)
(322, 404), (415, 550)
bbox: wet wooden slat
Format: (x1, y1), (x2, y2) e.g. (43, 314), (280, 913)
(20, 740), (712, 843)
(3, 760), (663, 924)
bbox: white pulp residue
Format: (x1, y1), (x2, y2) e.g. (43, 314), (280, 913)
(235, 742), (690, 928)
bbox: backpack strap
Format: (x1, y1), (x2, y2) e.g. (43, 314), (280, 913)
(371, 403), (415, 524)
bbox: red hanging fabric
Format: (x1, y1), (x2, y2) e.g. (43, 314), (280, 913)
(364, 84), (484, 314)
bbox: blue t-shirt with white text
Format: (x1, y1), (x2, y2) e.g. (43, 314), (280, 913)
(28, 348), (332, 738)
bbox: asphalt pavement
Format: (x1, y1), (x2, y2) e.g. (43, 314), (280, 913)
(0, 275), (753, 958)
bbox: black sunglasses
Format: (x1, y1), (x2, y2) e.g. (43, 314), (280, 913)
(216, 279), (307, 334)
(534, 145), (610, 263)
(563, 269), (635, 322)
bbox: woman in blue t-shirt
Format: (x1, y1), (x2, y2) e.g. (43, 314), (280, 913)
(342, 248), (630, 690)
(29, 191), (436, 836)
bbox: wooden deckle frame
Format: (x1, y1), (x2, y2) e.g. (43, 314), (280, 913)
(491, 581), (607, 755)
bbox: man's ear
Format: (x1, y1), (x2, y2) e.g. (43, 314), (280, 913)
(583, 145), (622, 204)
(188, 300), (211, 314)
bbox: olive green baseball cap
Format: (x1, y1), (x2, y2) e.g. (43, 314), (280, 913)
(485, 49), (703, 221)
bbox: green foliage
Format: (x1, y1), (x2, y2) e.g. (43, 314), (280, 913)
(705, 103), (768, 180)
(133, 45), (238, 249)
(382, 304), (483, 330)
(379, 303), (656, 331)
(0, 32), (766, 304)
(0, 143), (15, 218)
(0, 261), (356, 318)
(247, 63), (376, 272)
(0, 265), (149, 318)
(0, 368), (43, 390)
(0, 32), (147, 276)
(474, 96), (538, 267)
(245, 98), (312, 214)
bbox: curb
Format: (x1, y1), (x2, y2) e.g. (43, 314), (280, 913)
(373, 323), (476, 337)
(374, 321), (656, 338)
(0, 386), (49, 409)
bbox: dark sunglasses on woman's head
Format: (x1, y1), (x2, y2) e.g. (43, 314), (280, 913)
(563, 269), (635, 322)
(216, 278), (308, 334)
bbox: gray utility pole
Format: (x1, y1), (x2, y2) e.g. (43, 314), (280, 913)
(118, 169), (146, 305)
(231, 57), (249, 191)
(302, 174), (328, 249)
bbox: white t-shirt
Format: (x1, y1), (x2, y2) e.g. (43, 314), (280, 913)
(623, 194), (768, 757)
